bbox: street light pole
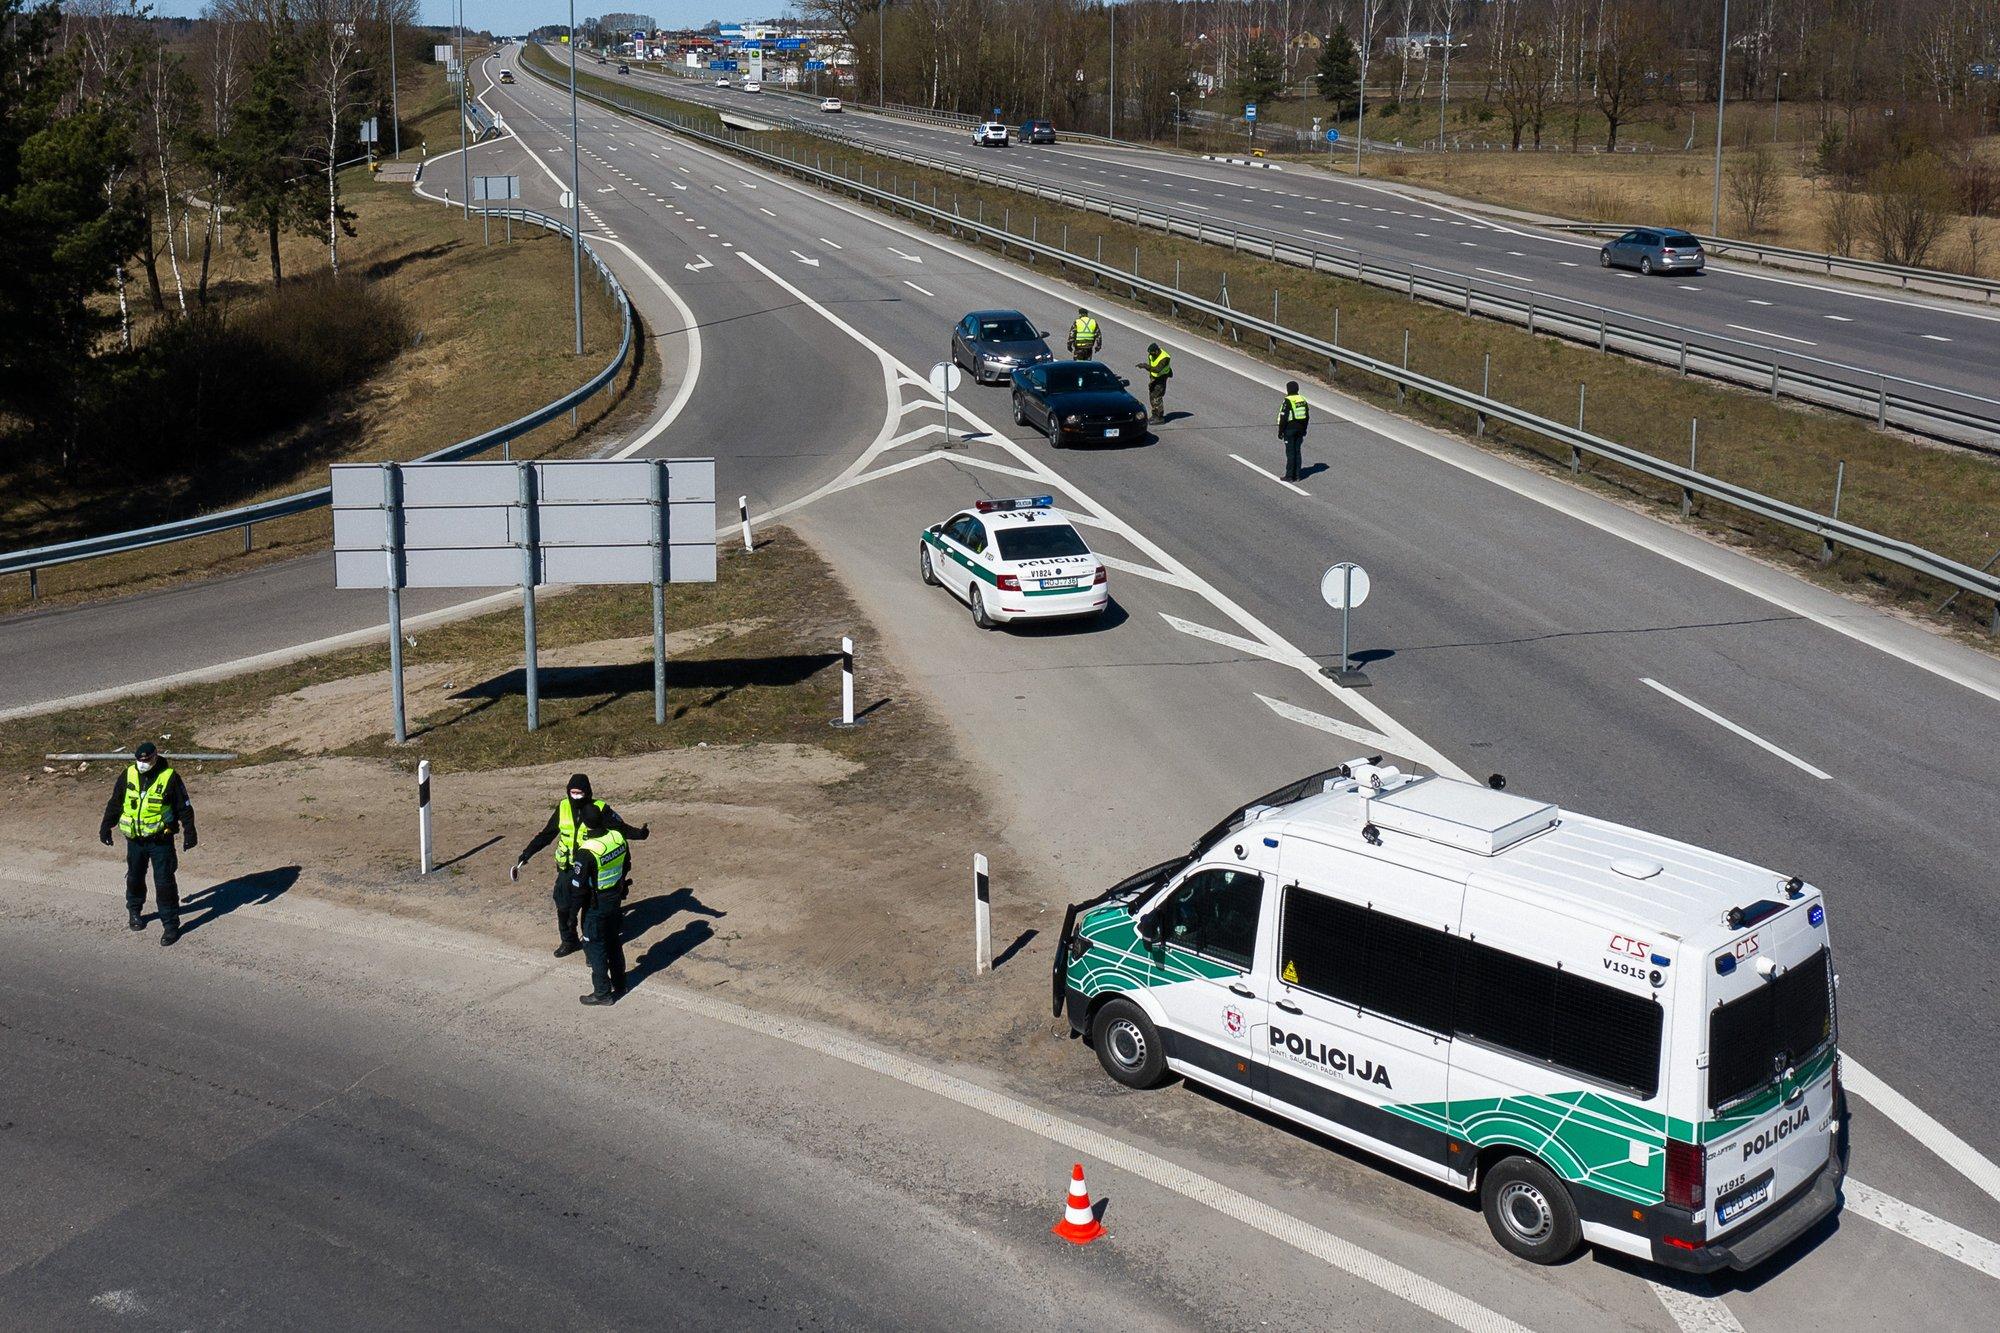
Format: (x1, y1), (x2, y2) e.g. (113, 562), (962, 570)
(878, 1), (885, 109)
(1108, 4), (1116, 140)
(569, 1), (583, 358)
(456, 0), (468, 218)
(388, 4), (400, 158)
(1355, 0), (1373, 176)
(1711, 0), (1729, 235)
(1171, 90), (1180, 150)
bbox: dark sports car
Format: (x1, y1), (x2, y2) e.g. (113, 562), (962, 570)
(1010, 361), (1149, 446)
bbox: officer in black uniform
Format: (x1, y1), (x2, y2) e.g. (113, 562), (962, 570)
(1278, 381), (1311, 482)
(567, 813), (635, 1006)
(98, 742), (197, 945)
(510, 773), (647, 957)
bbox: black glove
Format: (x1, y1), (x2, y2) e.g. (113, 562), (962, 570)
(182, 833), (197, 852)
(640, 824), (651, 837)
(100, 829), (114, 846)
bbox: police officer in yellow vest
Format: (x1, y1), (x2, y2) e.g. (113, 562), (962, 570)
(1137, 343), (1172, 421)
(510, 773), (647, 958)
(568, 818), (632, 1006)
(97, 742), (197, 945)
(1278, 381), (1311, 482)
(1067, 307), (1101, 360)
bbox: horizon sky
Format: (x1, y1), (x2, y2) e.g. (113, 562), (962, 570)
(138, 4), (796, 32)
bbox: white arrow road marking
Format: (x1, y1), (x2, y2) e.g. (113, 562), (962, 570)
(791, 250), (820, 266)
(887, 246), (923, 262)
(1162, 615), (1306, 669)
(1095, 554), (1185, 587)
(596, 185), (615, 193)
(1256, 694), (1399, 752)
(683, 254), (713, 272)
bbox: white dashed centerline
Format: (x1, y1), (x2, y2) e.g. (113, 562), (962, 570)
(903, 280), (934, 296)
(1640, 679), (1832, 779)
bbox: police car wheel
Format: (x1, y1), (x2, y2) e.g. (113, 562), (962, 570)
(919, 543), (939, 587)
(969, 585), (995, 629)
(1091, 998), (1166, 1089)
(1479, 1155), (1581, 1265)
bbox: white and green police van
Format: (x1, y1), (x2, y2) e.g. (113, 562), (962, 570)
(1053, 760), (1843, 1271)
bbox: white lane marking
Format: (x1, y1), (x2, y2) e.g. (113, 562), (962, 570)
(584, 237), (706, 461)
(1303, 228), (1344, 240)
(1162, 615), (1307, 669)
(1678, 284), (1701, 291)
(1559, 260), (1580, 267)
(1843, 1056), (2000, 1207)
(1845, 1179), (2000, 1281)
(1640, 678), (1833, 779)
(790, 250), (821, 267)
(737, 180), (757, 189)
(818, 237), (843, 249)
(1460, 241), (1478, 247)
(1228, 452), (1310, 496)
(1824, 314), (1854, 321)
(1747, 298), (1774, 306)
(1257, 695), (1399, 753)
(887, 246), (923, 263)
(1727, 323), (1818, 346)
(1921, 333), (1953, 342)
(903, 280), (935, 296)
(759, 206), (777, 217)
(711, 183), (728, 192)
(1476, 267), (1534, 284)
(1648, 1282), (1747, 1333)
(1095, 553), (1185, 587)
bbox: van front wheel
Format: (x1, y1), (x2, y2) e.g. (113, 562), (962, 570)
(1091, 997), (1167, 1089)
(1480, 1155), (1582, 1265)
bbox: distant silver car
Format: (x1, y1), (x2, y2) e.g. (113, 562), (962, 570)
(1600, 228), (1705, 275)
(951, 309), (1055, 384)
(973, 121), (1009, 147)
(820, 97), (843, 113)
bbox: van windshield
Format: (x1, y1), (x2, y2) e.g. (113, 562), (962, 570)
(1707, 946), (1834, 1111)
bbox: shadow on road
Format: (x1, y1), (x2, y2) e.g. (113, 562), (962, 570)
(176, 865), (300, 936)
(623, 887), (726, 993)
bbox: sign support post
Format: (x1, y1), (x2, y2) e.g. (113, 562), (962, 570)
(518, 463), (541, 731)
(651, 460), (669, 725)
(1318, 561), (1373, 687)
(383, 463), (408, 743)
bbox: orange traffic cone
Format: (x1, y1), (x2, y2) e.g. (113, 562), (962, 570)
(1051, 1162), (1106, 1244)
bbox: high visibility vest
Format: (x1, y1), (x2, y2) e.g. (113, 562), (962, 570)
(555, 797), (607, 868)
(1146, 348), (1172, 381)
(580, 829), (629, 892)
(1280, 394), (1310, 426)
(118, 765), (176, 839)
(1072, 316), (1099, 344)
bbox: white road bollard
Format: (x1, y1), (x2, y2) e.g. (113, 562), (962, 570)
(739, 496), (752, 553)
(417, 759), (434, 874)
(973, 853), (992, 975)
(831, 636), (857, 727)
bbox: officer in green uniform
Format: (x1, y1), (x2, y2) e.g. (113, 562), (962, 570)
(98, 742), (197, 945)
(511, 773), (647, 957)
(1278, 381), (1311, 482)
(1068, 307), (1101, 360)
(570, 819), (632, 1006)
(1138, 343), (1172, 421)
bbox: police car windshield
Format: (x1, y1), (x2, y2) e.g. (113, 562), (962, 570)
(1043, 364), (1122, 393)
(1707, 946), (1833, 1111)
(996, 524), (1088, 562)
(978, 317), (1036, 341)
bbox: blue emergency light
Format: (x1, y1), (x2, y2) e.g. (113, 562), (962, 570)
(975, 496), (1054, 513)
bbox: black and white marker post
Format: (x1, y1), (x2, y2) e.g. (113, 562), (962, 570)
(973, 852), (992, 975)
(739, 496), (752, 553)
(831, 636), (858, 727)
(417, 759), (434, 874)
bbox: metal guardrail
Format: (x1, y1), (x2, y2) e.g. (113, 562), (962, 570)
(0, 209), (635, 590)
(1542, 223), (2000, 304)
(745, 111), (2000, 454)
(528, 57), (2000, 623)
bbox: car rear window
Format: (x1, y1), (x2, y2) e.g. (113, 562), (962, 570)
(978, 317), (1036, 340)
(1661, 233), (1700, 248)
(996, 525), (1089, 562)
(1041, 364), (1121, 393)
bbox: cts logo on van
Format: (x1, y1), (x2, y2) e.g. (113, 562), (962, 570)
(1269, 1028), (1392, 1088)
(1607, 933), (1650, 959)
(1742, 1104), (1811, 1161)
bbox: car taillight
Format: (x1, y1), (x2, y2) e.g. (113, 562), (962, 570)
(1092, 566), (1107, 585)
(996, 574), (1021, 592)
(1664, 1139), (1705, 1211)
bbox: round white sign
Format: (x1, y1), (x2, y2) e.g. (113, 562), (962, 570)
(928, 361), (963, 396)
(1320, 562), (1371, 610)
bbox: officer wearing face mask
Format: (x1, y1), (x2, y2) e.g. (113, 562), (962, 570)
(98, 742), (197, 945)
(510, 773), (648, 958)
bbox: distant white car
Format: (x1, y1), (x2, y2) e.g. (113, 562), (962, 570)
(715, 76), (731, 87)
(820, 97), (843, 113)
(742, 80), (762, 93)
(973, 121), (1009, 146)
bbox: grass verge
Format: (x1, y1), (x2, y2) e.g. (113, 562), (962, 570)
(1, 54), (654, 615)
(524, 50), (2000, 640)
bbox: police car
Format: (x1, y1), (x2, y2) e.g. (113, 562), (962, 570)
(919, 497), (1107, 628)
(1054, 760), (1844, 1272)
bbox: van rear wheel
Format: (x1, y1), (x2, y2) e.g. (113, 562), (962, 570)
(1480, 1155), (1582, 1265)
(1091, 997), (1167, 1089)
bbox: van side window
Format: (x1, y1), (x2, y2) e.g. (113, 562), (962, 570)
(1158, 869), (1262, 970)
(1280, 887), (1455, 1034)
(1459, 938), (1662, 1098)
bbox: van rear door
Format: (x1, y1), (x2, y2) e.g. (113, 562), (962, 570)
(1700, 899), (1839, 1241)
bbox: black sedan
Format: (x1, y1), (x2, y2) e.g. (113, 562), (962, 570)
(951, 309), (1056, 384)
(1010, 362), (1149, 446)
(1020, 118), (1056, 144)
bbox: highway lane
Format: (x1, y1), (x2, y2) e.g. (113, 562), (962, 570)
(607, 56), (2000, 423)
(492, 54), (2000, 1220)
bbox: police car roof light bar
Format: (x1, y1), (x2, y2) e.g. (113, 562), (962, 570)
(974, 496), (1054, 513)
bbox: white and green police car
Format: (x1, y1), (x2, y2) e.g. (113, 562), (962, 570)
(919, 497), (1108, 628)
(1054, 759), (1844, 1272)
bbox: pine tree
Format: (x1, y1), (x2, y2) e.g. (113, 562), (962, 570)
(218, 35), (320, 286)
(1232, 39), (1285, 109)
(1316, 23), (1360, 117)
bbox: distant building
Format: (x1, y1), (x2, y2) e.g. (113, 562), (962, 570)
(598, 13), (657, 34)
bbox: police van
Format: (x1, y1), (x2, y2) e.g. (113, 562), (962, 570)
(1053, 760), (1844, 1271)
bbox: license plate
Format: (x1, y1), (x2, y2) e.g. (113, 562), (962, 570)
(1715, 1170), (1773, 1226)
(1040, 578), (1078, 590)
(1103, 428), (1119, 438)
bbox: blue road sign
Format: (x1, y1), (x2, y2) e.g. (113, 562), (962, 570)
(804, 60), (826, 71)
(630, 30), (645, 42)
(709, 59), (737, 71)
(1245, 103), (1258, 120)
(1325, 128), (1341, 142)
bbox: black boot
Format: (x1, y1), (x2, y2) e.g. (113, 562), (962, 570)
(553, 942), (581, 958)
(128, 910), (145, 932)
(579, 992), (615, 1006)
(159, 922), (181, 946)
